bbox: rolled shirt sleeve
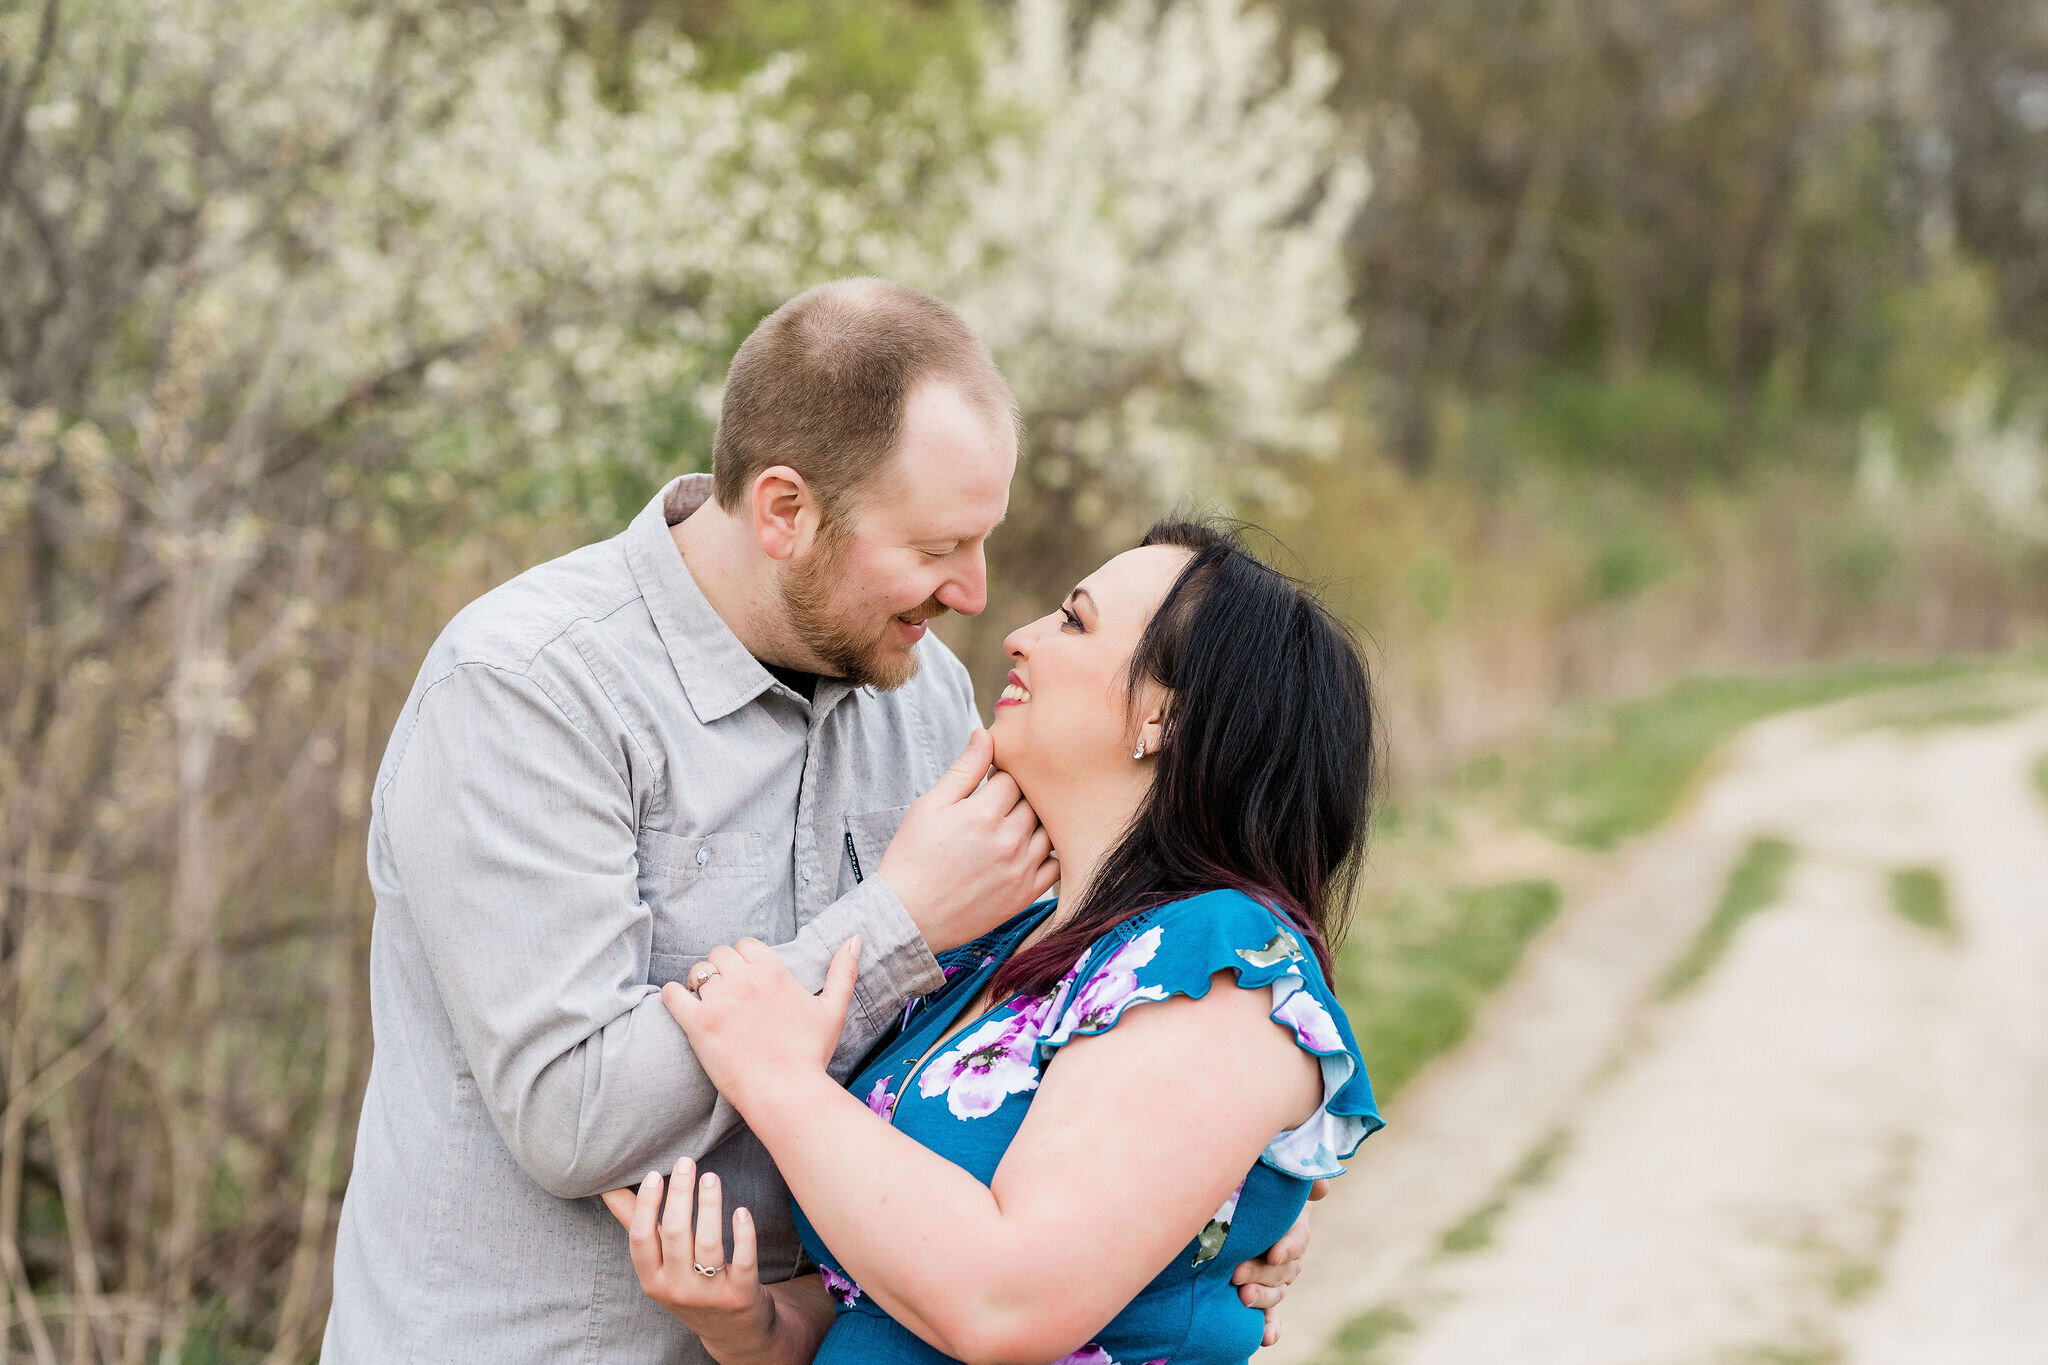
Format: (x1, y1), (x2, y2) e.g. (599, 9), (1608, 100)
(381, 662), (939, 1199)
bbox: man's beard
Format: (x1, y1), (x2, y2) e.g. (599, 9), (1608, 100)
(780, 526), (943, 691)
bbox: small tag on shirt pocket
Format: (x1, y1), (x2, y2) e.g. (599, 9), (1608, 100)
(839, 804), (911, 897)
(635, 827), (770, 958)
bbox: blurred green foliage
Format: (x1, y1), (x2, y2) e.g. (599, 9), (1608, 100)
(1661, 836), (1797, 998)
(1284, 0), (2048, 479)
(2034, 754), (2048, 809)
(572, 0), (985, 107)
(1810, 525), (1900, 611)
(1587, 527), (1671, 606)
(1513, 369), (1735, 485)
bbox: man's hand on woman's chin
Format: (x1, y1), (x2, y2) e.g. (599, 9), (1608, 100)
(1232, 1177), (1328, 1347)
(878, 730), (1060, 953)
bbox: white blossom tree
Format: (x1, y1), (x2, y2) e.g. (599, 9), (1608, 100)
(0, 3), (895, 1358)
(941, 0), (1366, 499)
(878, 0), (1370, 668)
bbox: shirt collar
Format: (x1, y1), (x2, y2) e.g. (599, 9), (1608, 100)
(624, 475), (779, 724)
(624, 474), (874, 724)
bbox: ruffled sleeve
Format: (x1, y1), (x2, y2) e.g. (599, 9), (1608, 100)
(1032, 890), (1382, 1180)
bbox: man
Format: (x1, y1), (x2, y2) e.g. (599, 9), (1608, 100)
(324, 279), (1308, 1363)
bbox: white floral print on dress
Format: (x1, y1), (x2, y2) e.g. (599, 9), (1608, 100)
(911, 977), (1071, 1120)
(1271, 978), (1343, 1052)
(1047, 926), (1170, 1041)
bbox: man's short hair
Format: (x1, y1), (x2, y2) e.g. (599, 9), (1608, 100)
(712, 278), (1020, 522)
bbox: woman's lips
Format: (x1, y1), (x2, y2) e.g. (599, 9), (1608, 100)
(995, 671), (1030, 707)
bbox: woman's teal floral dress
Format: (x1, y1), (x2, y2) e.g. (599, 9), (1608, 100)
(792, 890), (1382, 1365)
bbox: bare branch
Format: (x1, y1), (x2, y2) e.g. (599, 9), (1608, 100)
(0, 0), (62, 224)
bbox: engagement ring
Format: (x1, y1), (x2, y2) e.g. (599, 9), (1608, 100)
(685, 963), (719, 993)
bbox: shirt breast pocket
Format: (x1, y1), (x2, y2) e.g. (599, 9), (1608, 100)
(839, 804), (911, 898)
(636, 827), (773, 979)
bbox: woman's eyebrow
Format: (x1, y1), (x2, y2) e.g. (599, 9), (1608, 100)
(1069, 587), (1097, 613)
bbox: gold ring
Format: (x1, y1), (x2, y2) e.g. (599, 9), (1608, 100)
(686, 963), (720, 994)
(692, 1262), (722, 1278)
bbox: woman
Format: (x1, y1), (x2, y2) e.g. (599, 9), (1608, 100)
(603, 521), (1380, 1364)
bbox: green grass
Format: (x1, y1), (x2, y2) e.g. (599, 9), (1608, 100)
(1495, 658), (1988, 850)
(1730, 1345), (1843, 1365)
(1830, 1257), (1884, 1304)
(1315, 1305), (1416, 1365)
(1436, 1193), (1510, 1256)
(1438, 1129), (1572, 1255)
(1660, 837), (1797, 998)
(1338, 880), (1562, 1101)
(1888, 867), (1957, 939)
(1851, 694), (2028, 732)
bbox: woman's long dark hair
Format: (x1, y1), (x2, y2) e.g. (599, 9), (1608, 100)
(991, 520), (1378, 998)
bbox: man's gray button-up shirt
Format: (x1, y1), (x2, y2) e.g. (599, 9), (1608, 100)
(323, 475), (975, 1364)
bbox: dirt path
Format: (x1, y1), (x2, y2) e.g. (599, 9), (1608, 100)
(1272, 679), (2048, 1364)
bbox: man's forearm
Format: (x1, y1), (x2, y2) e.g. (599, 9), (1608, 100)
(777, 876), (943, 1063)
(503, 990), (737, 1198)
(503, 878), (942, 1197)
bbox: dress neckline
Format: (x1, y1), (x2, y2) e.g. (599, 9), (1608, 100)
(891, 902), (1058, 1105)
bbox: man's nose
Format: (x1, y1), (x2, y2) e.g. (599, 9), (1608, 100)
(937, 547), (988, 618)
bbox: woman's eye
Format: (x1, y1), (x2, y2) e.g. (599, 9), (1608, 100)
(1059, 607), (1083, 631)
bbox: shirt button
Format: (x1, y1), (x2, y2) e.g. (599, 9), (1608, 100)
(801, 865), (812, 883)
(695, 847), (710, 866)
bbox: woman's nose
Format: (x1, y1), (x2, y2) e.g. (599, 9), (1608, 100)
(1002, 618), (1035, 660)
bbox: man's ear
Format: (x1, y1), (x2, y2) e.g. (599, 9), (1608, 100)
(750, 465), (819, 563)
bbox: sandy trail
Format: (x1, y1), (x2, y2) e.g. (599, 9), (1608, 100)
(1272, 681), (2048, 1364)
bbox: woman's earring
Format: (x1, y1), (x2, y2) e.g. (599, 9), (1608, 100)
(1132, 740), (1147, 760)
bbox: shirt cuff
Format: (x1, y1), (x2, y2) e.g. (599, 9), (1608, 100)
(814, 874), (944, 1041)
